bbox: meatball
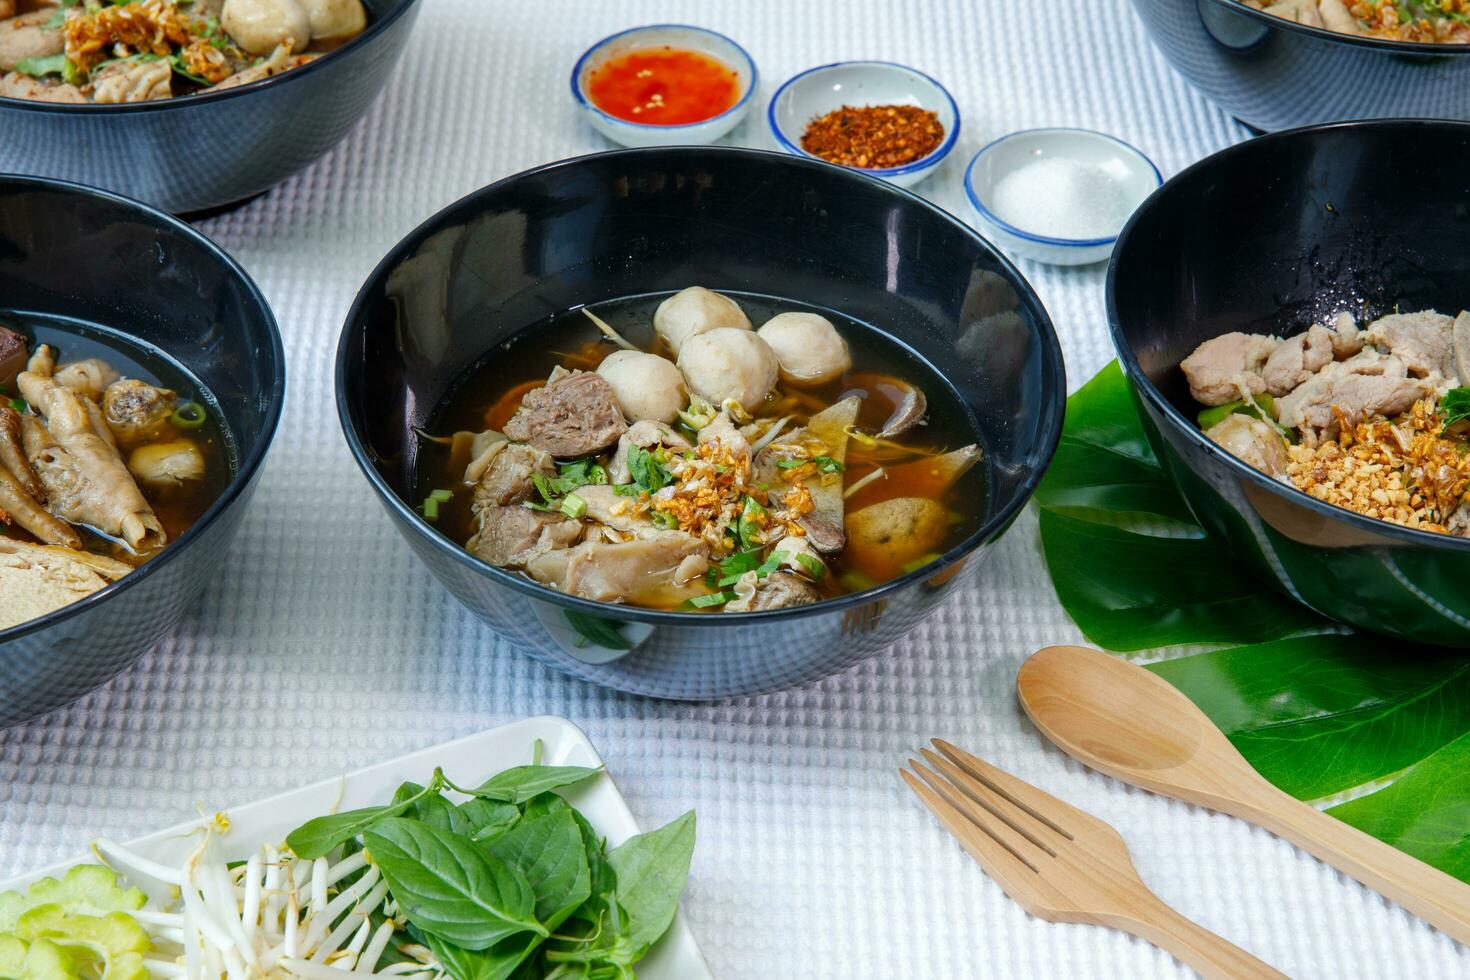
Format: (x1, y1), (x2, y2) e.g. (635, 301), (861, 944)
(677, 328), (779, 413)
(128, 440), (206, 491)
(220, 0), (310, 55)
(653, 287), (751, 356)
(757, 312), (851, 385)
(298, 0), (366, 45)
(103, 379), (177, 451)
(596, 350), (686, 424)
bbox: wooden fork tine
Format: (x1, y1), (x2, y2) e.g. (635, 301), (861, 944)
(901, 762), (1038, 873)
(932, 738), (1077, 840)
(918, 747), (1058, 856)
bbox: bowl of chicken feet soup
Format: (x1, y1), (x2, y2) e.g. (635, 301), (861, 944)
(337, 146), (1065, 699)
(1109, 119), (1470, 649)
(0, 175), (284, 726)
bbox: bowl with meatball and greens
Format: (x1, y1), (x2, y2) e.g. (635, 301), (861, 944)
(0, 0), (422, 213)
(337, 147), (1065, 699)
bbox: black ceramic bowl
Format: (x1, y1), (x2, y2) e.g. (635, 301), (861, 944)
(1109, 119), (1470, 648)
(0, 176), (285, 725)
(337, 147), (1065, 699)
(0, 0), (421, 215)
(1128, 0), (1470, 132)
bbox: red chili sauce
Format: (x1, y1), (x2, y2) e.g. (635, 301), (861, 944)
(587, 47), (741, 125)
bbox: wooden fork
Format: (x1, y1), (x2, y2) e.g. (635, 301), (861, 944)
(902, 739), (1287, 979)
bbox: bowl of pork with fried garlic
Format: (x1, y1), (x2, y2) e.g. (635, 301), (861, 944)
(0, 176), (284, 725)
(336, 147), (1065, 698)
(1110, 119), (1470, 648)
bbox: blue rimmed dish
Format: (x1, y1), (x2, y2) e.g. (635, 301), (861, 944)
(767, 61), (959, 188)
(964, 128), (1161, 266)
(570, 24), (757, 148)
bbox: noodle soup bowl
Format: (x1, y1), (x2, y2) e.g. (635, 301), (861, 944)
(337, 147), (1065, 699)
(1109, 119), (1470, 648)
(0, 177), (285, 726)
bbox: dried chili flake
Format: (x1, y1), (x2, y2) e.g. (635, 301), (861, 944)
(799, 104), (944, 170)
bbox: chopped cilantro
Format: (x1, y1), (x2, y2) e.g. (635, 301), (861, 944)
(736, 496), (766, 549)
(687, 590), (737, 608)
(627, 444), (672, 493)
(1440, 387), (1470, 432)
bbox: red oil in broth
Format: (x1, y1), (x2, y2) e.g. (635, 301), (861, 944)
(587, 47), (740, 125)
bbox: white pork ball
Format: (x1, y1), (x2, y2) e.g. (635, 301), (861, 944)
(299, 0), (366, 45)
(221, 0), (310, 55)
(596, 350), (686, 424)
(677, 328), (778, 413)
(757, 312), (851, 385)
(653, 286), (751, 355)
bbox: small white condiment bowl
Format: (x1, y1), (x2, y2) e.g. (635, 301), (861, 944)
(570, 24), (757, 148)
(767, 61), (960, 188)
(963, 128), (1162, 266)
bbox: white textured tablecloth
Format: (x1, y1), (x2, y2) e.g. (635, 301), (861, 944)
(2, 1), (1467, 976)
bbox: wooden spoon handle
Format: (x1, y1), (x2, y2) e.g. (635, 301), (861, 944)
(1101, 885), (1288, 979)
(1237, 786), (1470, 946)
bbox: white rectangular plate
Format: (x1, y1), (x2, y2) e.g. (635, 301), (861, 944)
(0, 715), (712, 980)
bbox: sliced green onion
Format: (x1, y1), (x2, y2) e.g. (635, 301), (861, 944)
(428, 488), (453, 503)
(795, 552), (825, 579)
(839, 570), (878, 593)
(561, 492), (588, 519)
(422, 498), (441, 521)
(651, 510), (678, 529)
(688, 590), (736, 608)
(169, 401), (207, 430)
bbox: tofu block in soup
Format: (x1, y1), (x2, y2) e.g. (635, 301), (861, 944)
(0, 317), (231, 631)
(1182, 308), (1470, 536)
(0, 0), (369, 105)
(414, 287), (986, 612)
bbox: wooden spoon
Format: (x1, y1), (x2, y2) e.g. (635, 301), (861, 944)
(1017, 644), (1470, 946)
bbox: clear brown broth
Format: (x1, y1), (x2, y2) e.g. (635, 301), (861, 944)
(415, 292), (987, 608)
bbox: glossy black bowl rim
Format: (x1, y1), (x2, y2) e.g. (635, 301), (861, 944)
(0, 173), (287, 642)
(336, 145), (1067, 624)
(0, 0), (421, 113)
(1106, 117), (1470, 555)
(1195, 0), (1470, 55)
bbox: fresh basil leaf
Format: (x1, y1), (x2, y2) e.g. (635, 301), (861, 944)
(286, 778), (436, 859)
(1327, 732), (1470, 883)
(459, 798), (521, 842)
(519, 792), (571, 820)
(416, 792), (471, 835)
(485, 808), (591, 929)
(1033, 360), (1198, 524)
(569, 810), (616, 926)
(364, 818), (545, 950)
(736, 495), (765, 549)
(1038, 508), (1327, 650)
(424, 931), (539, 980)
(467, 765), (602, 805)
(563, 610), (631, 651)
(604, 810), (695, 959)
(1149, 635), (1470, 799)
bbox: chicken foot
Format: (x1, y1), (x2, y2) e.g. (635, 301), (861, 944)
(18, 346), (165, 552)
